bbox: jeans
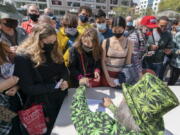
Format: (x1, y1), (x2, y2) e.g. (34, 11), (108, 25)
(146, 63), (164, 80)
(168, 66), (180, 85)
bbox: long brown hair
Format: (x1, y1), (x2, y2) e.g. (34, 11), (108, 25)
(62, 13), (78, 28)
(74, 28), (101, 61)
(0, 41), (14, 65)
(16, 24), (64, 67)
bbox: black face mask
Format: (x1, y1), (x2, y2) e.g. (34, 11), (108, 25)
(113, 32), (124, 38)
(48, 13), (54, 17)
(3, 19), (18, 29)
(29, 14), (39, 22)
(43, 43), (55, 53)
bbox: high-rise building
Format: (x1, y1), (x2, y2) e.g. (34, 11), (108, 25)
(138, 0), (161, 14)
(10, 0), (123, 16)
(152, 0), (161, 13)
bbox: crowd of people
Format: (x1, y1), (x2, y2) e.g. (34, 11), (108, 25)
(0, 2), (180, 135)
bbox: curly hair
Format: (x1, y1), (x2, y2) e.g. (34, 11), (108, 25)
(16, 24), (63, 67)
(74, 28), (102, 61)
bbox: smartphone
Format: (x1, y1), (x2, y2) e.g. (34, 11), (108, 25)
(55, 79), (63, 89)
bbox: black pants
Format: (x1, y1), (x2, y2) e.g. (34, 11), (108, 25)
(168, 66), (180, 85)
(8, 117), (25, 135)
(8, 94), (24, 135)
(23, 90), (68, 135)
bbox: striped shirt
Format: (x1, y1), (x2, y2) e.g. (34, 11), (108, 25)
(126, 30), (146, 73)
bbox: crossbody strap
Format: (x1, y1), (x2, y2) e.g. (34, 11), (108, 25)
(105, 38), (110, 57)
(80, 53), (86, 75)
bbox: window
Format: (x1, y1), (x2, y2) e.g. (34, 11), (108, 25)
(37, 0), (46, 2)
(67, 2), (80, 7)
(82, 0), (95, 2)
(16, 2), (26, 8)
(110, 0), (118, 4)
(54, 10), (65, 16)
(39, 4), (47, 9)
(52, 0), (62, 5)
(96, 5), (106, 9)
(96, 0), (106, 3)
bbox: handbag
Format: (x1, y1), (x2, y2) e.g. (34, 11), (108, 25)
(0, 105), (17, 122)
(18, 104), (47, 135)
(121, 64), (139, 85)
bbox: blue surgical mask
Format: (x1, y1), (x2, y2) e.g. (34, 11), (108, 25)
(48, 13), (54, 17)
(176, 26), (180, 32)
(123, 31), (129, 37)
(127, 21), (133, 27)
(96, 23), (107, 31)
(79, 15), (88, 23)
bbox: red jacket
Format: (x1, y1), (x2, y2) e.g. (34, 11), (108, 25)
(21, 20), (34, 34)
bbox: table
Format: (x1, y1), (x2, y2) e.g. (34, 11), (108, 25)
(51, 86), (180, 135)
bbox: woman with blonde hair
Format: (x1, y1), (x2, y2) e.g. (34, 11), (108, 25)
(69, 28), (102, 87)
(14, 24), (69, 134)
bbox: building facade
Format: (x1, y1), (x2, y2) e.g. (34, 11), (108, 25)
(152, 0), (161, 13)
(138, 0), (161, 15)
(10, 0), (122, 16)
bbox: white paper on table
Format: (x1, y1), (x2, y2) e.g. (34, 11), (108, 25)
(87, 99), (114, 119)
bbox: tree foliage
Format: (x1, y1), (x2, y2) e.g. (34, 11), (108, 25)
(113, 6), (139, 18)
(158, 0), (180, 13)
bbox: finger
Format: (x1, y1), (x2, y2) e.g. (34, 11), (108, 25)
(63, 83), (68, 89)
(5, 91), (9, 95)
(60, 83), (65, 89)
(94, 73), (97, 79)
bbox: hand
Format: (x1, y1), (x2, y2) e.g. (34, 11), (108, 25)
(102, 97), (113, 108)
(0, 76), (19, 92)
(94, 72), (100, 82)
(150, 45), (158, 51)
(60, 81), (68, 91)
(108, 77), (116, 87)
(177, 50), (180, 55)
(164, 49), (172, 55)
(5, 85), (19, 96)
(79, 77), (89, 87)
(5, 76), (19, 88)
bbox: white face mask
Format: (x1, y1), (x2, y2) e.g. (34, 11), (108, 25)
(82, 44), (93, 53)
(96, 23), (107, 31)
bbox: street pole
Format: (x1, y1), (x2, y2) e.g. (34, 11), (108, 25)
(46, 0), (50, 8)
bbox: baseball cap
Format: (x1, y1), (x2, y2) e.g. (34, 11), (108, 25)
(140, 16), (158, 28)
